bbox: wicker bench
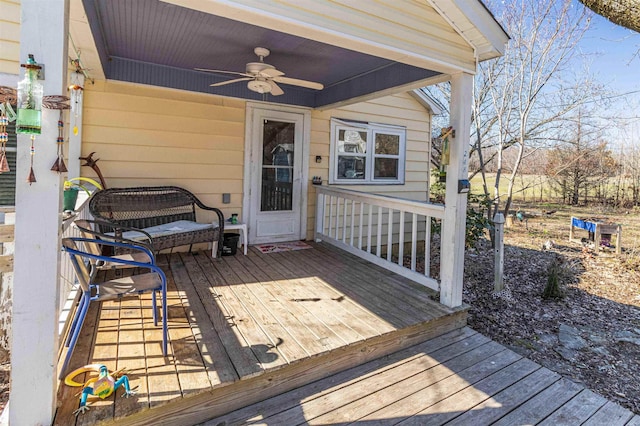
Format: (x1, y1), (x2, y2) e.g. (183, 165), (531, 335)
(89, 186), (224, 256)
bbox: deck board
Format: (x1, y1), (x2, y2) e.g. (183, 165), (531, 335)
(178, 252), (263, 377)
(583, 400), (635, 426)
(245, 248), (389, 340)
(223, 254), (347, 351)
(627, 415), (640, 425)
(167, 253), (239, 385)
(445, 367), (561, 425)
(396, 358), (541, 425)
(492, 379), (584, 425)
(538, 389), (607, 426)
(160, 255), (212, 396)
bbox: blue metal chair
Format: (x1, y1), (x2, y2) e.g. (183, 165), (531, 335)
(60, 237), (168, 379)
(73, 219), (155, 268)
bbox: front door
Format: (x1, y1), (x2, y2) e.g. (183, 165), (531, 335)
(247, 107), (305, 244)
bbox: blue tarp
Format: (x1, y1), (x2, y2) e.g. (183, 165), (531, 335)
(572, 217), (597, 233)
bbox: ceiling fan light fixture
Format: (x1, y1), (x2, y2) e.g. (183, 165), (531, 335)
(247, 79), (272, 94)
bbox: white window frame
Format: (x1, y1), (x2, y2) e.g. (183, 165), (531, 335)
(329, 118), (406, 185)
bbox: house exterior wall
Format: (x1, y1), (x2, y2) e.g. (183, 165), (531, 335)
(82, 80), (247, 223)
(0, 0), (20, 76)
(82, 83), (432, 241)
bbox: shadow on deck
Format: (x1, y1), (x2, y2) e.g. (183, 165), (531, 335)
(54, 242), (466, 425)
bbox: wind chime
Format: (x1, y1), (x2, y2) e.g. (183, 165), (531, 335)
(68, 67), (84, 136)
(44, 96), (71, 173)
(16, 54), (43, 184)
(0, 86), (17, 174)
(14, 54), (71, 183)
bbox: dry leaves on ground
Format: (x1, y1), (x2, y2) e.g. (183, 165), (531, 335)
(464, 209), (640, 415)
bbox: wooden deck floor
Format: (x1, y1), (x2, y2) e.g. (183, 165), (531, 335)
(204, 327), (640, 426)
(54, 242), (465, 425)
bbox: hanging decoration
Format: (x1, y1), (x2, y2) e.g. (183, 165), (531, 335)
(68, 72), (84, 136)
(16, 55), (43, 135)
(51, 112), (68, 172)
(41, 95), (70, 173)
(438, 126), (454, 183)
(0, 110), (9, 174)
(16, 55), (44, 184)
(26, 137), (36, 184)
(0, 86), (17, 175)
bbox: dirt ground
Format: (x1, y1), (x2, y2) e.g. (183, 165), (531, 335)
(464, 204), (640, 415)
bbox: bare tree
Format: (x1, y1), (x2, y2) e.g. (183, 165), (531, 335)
(484, 0), (598, 218)
(545, 110), (616, 205)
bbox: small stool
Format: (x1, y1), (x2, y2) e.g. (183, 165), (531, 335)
(218, 222), (248, 255)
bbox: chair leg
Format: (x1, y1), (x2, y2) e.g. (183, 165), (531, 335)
(152, 291), (158, 327)
(59, 293), (90, 379)
(162, 285), (168, 356)
(65, 295), (86, 347)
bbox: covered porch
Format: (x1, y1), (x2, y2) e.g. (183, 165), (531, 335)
(9, 0), (509, 424)
(53, 242), (466, 425)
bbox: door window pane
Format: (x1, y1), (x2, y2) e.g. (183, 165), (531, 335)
(261, 120), (295, 212)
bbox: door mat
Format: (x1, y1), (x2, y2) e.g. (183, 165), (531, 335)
(255, 241), (312, 254)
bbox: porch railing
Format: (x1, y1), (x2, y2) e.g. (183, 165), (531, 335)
(315, 186), (444, 292)
(58, 193), (91, 339)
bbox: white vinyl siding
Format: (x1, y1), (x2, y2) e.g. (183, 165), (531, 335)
(0, 0), (21, 75)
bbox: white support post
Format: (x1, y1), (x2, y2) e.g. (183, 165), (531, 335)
(10, 1), (69, 424)
(440, 72), (473, 308)
(493, 213), (505, 292)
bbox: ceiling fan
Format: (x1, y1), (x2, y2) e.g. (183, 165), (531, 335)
(195, 47), (323, 96)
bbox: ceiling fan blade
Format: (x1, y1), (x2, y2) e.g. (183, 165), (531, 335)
(273, 76), (323, 90)
(210, 77), (252, 87)
(195, 68), (251, 78)
(260, 68), (284, 78)
(268, 81), (284, 96)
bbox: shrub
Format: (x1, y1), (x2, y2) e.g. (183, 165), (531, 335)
(542, 258), (565, 299)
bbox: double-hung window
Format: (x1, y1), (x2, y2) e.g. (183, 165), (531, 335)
(329, 118), (406, 184)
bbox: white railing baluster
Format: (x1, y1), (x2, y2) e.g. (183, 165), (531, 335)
(398, 211), (404, 267)
(358, 202), (364, 250)
(334, 197), (340, 240)
(315, 191), (325, 241)
(313, 186), (443, 291)
(387, 208), (393, 261)
(342, 199), (348, 242)
(350, 200), (356, 246)
(411, 213), (418, 271)
(376, 206), (383, 257)
(328, 195), (334, 238)
(367, 204), (373, 253)
(425, 215), (431, 278)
